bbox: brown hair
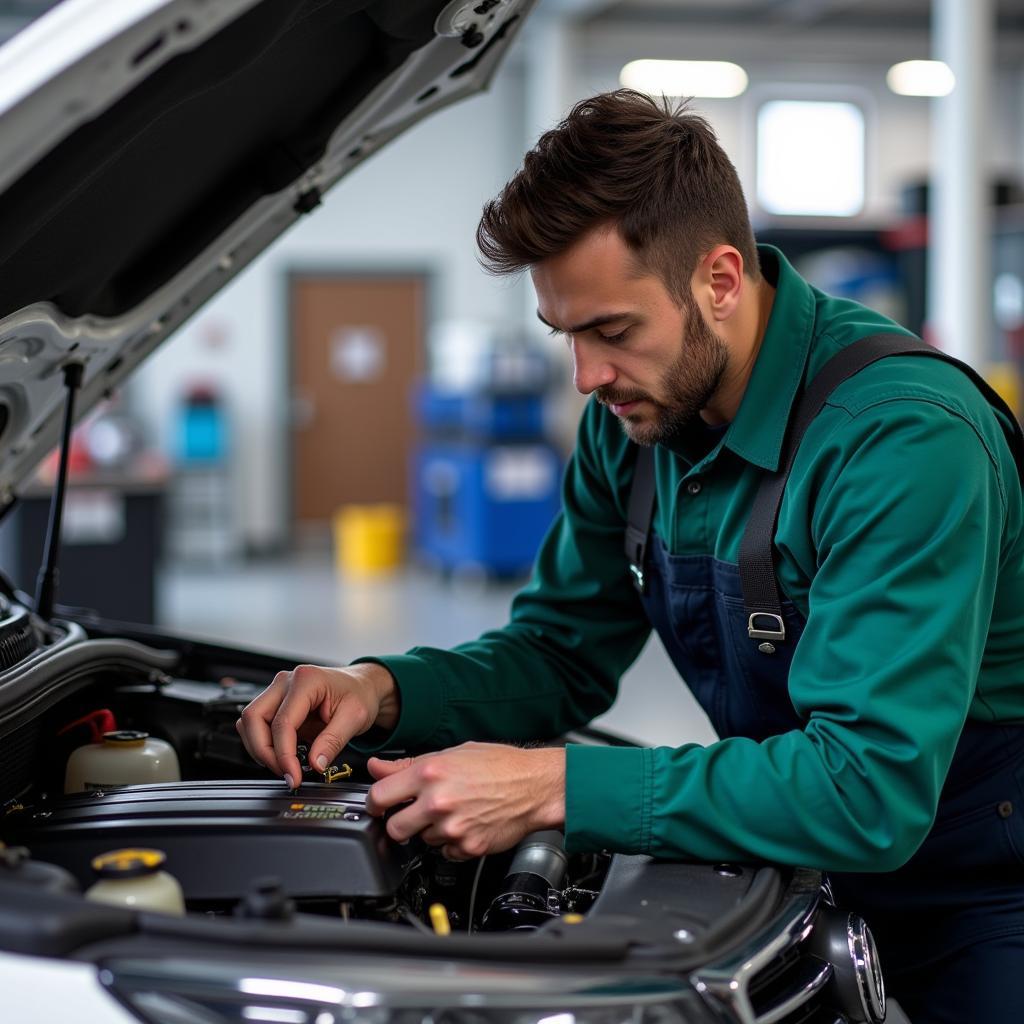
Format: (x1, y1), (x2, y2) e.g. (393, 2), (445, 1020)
(477, 89), (759, 301)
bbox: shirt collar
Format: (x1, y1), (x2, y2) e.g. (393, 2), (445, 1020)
(720, 244), (817, 472)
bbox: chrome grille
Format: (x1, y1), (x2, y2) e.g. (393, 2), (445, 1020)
(692, 871), (841, 1024)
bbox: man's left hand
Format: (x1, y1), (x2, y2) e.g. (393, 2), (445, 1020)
(365, 742), (566, 860)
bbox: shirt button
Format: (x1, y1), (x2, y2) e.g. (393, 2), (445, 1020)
(686, 480), (702, 495)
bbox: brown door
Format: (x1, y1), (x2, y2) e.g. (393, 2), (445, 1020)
(289, 273), (425, 527)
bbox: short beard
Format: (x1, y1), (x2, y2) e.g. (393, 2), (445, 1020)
(599, 297), (729, 446)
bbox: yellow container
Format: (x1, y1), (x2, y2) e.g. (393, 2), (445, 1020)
(986, 362), (1021, 418)
(334, 503), (405, 576)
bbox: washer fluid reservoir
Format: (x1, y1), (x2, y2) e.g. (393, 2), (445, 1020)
(84, 848), (185, 915)
(64, 729), (180, 793)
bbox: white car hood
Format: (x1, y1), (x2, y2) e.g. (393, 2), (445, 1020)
(0, 0), (531, 512)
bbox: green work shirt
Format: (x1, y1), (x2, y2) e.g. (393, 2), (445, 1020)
(355, 244), (1024, 872)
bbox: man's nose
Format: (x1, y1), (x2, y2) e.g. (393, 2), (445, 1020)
(570, 337), (616, 395)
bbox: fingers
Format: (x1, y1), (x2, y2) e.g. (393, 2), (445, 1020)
(366, 755), (414, 780)
(272, 677), (328, 787)
(383, 798), (437, 843)
(364, 752), (495, 858)
(417, 821), (488, 860)
(236, 665), (384, 785)
(365, 757), (421, 817)
(426, 826), (489, 860)
(236, 672), (291, 775)
(307, 693), (374, 773)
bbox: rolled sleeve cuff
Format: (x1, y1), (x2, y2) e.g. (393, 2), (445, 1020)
(564, 743), (653, 854)
(346, 654), (445, 754)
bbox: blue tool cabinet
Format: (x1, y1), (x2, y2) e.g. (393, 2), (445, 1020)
(411, 387), (561, 577)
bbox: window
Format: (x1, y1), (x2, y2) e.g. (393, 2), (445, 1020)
(756, 100), (865, 217)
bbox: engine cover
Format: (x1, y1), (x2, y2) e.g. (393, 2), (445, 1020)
(5, 779), (414, 901)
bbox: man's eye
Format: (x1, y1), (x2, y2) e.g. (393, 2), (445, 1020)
(599, 328), (630, 343)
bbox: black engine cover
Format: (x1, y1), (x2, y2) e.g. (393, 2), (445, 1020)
(5, 779), (413, 901)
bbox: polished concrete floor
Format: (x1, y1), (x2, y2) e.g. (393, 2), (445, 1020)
(158, 554), (717, 749)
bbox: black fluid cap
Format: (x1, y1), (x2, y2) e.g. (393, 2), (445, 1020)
(235, 876), (295, 921)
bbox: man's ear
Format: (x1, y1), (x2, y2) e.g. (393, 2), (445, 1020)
(694, 245), (743, 322)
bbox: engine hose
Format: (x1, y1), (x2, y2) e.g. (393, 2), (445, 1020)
(480, 830), (567, 931)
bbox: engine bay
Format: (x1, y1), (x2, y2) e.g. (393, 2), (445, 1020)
(8, 778), (417, 903)
(0, 609), (873, 1024)
(0, 629), (608, 936)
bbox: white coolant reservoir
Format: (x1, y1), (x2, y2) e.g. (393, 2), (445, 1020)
(84, 848), (185, 915)
(64, 729), (180, 793)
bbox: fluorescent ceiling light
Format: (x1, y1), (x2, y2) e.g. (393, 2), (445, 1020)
(620, 59), (748, 99)
(886, 60), (955, 97)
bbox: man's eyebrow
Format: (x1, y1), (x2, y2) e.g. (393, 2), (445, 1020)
(535, 310), (633, 334)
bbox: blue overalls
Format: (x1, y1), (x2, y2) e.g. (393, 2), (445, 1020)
(628, 336), (1024, 1023)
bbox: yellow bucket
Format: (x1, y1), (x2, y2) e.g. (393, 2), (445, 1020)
(333, 503), (405, 576)
(986, 362), (1021, 418)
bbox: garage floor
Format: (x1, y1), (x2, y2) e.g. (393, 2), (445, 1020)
(158, 554), (717, 749)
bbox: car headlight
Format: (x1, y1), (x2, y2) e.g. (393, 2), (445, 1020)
(101, 960), (713, 1024)
(805, 906), (886, 1023)
(846, 914), (886, 1023)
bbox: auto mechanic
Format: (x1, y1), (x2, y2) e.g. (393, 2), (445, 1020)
(237, 90), (1024, 1022)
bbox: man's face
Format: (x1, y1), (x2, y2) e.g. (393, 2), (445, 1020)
(531, 225), (729, 446)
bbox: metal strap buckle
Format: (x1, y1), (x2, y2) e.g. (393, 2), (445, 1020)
(629, 563), (645, 592)
(747, 612), (786, 641)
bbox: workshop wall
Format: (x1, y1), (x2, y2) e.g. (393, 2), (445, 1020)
(131, 17), (1024, 555)
(132, 60), (529, 553)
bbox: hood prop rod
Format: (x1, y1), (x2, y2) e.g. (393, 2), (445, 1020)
(35, 361), (84, 622)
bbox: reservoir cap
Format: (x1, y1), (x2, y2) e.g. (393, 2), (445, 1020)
(102, 730), (148, 748)
(92, 848), (166, 879)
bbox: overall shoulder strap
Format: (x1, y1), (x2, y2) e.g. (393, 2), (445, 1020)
(738, 332), (1024, 650)
(624, 443), (656, 592)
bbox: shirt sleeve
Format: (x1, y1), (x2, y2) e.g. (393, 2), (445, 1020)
(349, 400), (652, 754)
(565, 398), (1007, 870)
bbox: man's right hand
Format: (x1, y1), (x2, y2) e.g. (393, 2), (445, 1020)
(235, 663), (400, 787)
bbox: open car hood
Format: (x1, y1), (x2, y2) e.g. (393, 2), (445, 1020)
(0, 0), (532, 514)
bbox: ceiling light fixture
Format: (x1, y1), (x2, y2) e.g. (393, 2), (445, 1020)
(886, 60), (955, 97)
(620, 59), (749, 99)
